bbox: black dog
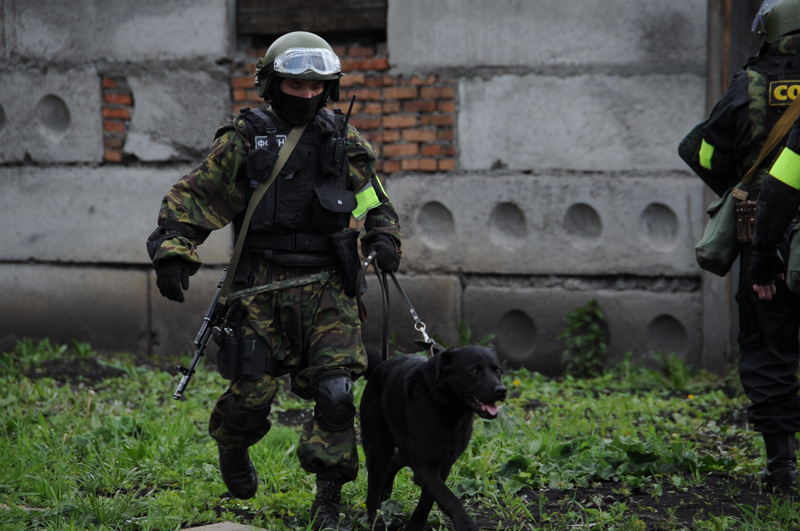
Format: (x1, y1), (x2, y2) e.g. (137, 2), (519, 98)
(360, 346), (507, 531)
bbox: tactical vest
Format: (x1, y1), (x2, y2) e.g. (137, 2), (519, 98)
(235, 107), (356, 262)
(745, 49), (800, 177)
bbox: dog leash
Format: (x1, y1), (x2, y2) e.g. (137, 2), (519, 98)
(357, 251), (445, 360)
(356, 251), (389, 358)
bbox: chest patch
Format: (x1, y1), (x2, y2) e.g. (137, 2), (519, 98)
(769, 80), (800, 106)
(253, 134), (288, 150)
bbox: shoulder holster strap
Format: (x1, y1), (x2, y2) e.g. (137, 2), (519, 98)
(219, 123), (307, 304)
(250, 107), (273, 123)
(735, 93), (800, 199)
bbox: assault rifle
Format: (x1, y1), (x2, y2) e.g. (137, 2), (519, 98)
(173, 267), (227, 400)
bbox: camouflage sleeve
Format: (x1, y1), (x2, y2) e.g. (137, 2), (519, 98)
(345, 125), (402, 254)
(151, 125), (249, 269)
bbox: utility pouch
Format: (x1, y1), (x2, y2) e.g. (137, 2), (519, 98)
(330, 229), (361, 297)
(735, 199), (758, 244)
(214, 326), (240, 380)
(215, 330), (275, 381)
(246, 148), (279, 184)
(313, 186), (357, 233)
(696, 187), (741, 276)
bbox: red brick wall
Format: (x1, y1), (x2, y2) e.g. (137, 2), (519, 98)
(101, 43), (458, 173)
(101, 77), (134, 163)
(231, 43), (457, 174)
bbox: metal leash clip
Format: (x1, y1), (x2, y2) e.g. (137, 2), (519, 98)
(357, 251), (445, 359)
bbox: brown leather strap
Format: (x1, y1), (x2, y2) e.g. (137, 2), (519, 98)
(741, 93), (800, 187)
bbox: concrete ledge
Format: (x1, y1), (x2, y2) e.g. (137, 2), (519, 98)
(464, 285), (702, 375)
(0, 264), (149, 354)
(0, 165), (233, 264)
(0, 263), (228, 358)
(0, 266), (704, 373)
(386, 173), (705, 276)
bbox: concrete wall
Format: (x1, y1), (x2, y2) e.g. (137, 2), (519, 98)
(0, 0), (722, 374)
(0, 0), (233, 358)
(379, 0), (711, 373)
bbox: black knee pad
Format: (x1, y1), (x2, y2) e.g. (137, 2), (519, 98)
(313, 373), (355, 432)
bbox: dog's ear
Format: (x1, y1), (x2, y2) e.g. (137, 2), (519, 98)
(433, 348), (456, 381)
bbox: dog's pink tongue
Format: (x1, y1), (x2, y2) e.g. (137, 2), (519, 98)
(482, 403), (498, 416)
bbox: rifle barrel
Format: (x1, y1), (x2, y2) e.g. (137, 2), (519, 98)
(174, 267), (227, 400)
(173, 373), (191, 400)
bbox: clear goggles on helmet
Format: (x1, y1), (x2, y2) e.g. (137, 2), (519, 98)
(752, 0), (779, 33)
(273, 47), (341, 76)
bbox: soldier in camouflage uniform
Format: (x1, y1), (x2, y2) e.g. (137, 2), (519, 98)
(679, 0), (800, 491)
(147, 31), (401, 530)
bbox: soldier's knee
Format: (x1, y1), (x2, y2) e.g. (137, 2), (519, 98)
(216, 392), (273, 433)
(313, 372), (355, 432)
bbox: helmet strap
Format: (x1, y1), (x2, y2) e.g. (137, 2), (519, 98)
(321, 81), (335, 104)
(266, 81), (282, 106)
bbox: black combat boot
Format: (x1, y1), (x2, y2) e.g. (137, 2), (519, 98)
(762, 433), (798, 491)
(310, 479), (350, 531)
(218, 444), (258, 499)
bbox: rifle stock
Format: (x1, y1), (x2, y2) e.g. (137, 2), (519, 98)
(173, 267), (228, 400)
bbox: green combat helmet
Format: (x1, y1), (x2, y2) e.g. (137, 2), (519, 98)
(753, 0), (800, 42)
(254, 31), (343, 102)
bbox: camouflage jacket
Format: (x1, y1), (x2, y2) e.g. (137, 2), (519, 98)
(150, 108), (401, 271)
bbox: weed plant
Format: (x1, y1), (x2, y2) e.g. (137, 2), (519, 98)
(0, 338), (797, 530)
(558, 299), (608, 378)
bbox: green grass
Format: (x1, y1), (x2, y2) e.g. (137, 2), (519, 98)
(0, 338), (796, 530)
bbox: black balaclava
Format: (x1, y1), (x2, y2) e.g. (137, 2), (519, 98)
(277, 91), (324, 125)
(269, 79), (333, 125)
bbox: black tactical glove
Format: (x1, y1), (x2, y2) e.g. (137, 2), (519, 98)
(368, 234), (400, 273)
(749, 249), (785, 286)
(155, 257), (191, 303)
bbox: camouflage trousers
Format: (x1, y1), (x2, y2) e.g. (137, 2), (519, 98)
(209, 261), (366, 482)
